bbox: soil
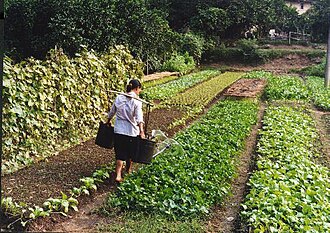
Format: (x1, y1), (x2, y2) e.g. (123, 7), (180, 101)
(1, 54), (328, 232)
(205, 53), (316, 74)
(223, 79), (267, 98)
(311, 109), (330, 168)
(142, 71), (179, 82)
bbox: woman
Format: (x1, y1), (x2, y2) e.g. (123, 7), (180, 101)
(107, 79), (145, 182)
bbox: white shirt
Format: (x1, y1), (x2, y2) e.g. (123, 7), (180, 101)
(108, 92), (144, 137)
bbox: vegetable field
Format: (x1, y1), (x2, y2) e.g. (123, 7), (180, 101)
(2, 66), (330, 232)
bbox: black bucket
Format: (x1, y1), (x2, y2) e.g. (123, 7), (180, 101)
(95, 122), (114, 149)
(133, 137), (156, 164)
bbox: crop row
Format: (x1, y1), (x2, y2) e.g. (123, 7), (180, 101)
(167, 72), (243, 107)
(143, 75), (180, 89)
(107, 100), (258, 219)
(244, 71), (309, 101)
(243, 71), (330, 110)
(241, 105), (330, 232)
(142, 69), (220, 101)
(306, 76), (330, 110)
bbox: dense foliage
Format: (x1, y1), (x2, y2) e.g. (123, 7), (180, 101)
(241, 105), (330, 232)
(160, 53), (195, 74)
(5, 0), (178, 71)
(307, 0), (330, 42)
(107, 100), (258, 219)
(6, 0), (326, 65)
(2, 46), (144, 175)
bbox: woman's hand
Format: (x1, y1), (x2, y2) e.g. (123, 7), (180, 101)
(140, 131), (146, 139)
(138, 122), (145, 138)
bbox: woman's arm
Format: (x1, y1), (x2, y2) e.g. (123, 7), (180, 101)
(138, 122), (145, 139)
(107, 103), (116, 124)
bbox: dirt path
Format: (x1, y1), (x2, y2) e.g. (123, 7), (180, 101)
(311, 109), (330, 168)
(204, 53), (318, 74)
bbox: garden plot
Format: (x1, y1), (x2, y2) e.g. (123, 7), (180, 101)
(167, 72), (243, 107)
(106, 100), (259, 219)
(240, 104), (330, 232)
(223, 78), (266, 98)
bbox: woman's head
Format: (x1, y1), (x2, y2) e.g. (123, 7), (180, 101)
(126, 79), (142, 94)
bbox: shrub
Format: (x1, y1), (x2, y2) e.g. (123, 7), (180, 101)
(178, 32), (205, 64)
(161, 53), (195, 74)
(301, 57), (326, 77)
(236, 39), (263, 63)
(202, 45), (241, 63)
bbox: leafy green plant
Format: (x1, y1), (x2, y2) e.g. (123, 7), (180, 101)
(43, 192), (78, 215)
(241, 105), (330, 232)
(161, 52), (195, 74)
(243, 71), (310, 101)
(28, 206), (50, 219)
(106, 100), (258, 220)
(97, 212), (204, 233)
(1, 164), (114, 228)
(265, 75), (310, 100)
(79, 177), (98, 192)
(306, 76), (330, 111)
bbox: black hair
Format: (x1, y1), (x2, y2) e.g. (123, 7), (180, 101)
(126, 79), (142, 93)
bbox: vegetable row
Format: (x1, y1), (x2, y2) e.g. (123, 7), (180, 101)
(243, 71), (330, 110)
(167, 72), (243, 107)
(241, 105), (330, 232)
(142, 69), (220, 101)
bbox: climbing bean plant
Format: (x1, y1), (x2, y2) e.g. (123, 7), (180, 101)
(2, 45), (144, 175)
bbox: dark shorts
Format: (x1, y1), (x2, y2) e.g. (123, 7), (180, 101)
(114, 133), (137, 161)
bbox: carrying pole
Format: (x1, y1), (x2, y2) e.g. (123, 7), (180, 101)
(144, 104), (151, 135)
(109, 90), (153, 105)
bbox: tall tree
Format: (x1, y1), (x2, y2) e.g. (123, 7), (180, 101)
(307, 0), (330, 42)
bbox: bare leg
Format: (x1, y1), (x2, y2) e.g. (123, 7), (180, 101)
(125, 159), (133, 174)
(115, 160), (124, 182)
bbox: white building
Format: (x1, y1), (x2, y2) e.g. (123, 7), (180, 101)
(285, 0), (313, 15)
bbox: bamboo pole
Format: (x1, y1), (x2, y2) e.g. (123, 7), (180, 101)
(325, 24), (330, 88)
(109, 90), (153, 105)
